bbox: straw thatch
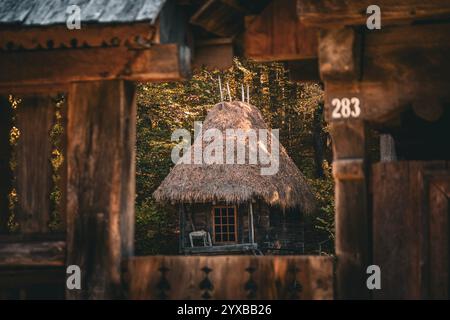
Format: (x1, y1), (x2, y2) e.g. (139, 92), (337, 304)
(153, 101), (316, 213)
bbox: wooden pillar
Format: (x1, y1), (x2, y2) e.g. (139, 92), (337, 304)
(330, 120), (370, 299)
(66, 80), (136, 299)
(15, 96), (54, 233)
(179, 204), (185, 253)
(0, 96), (12, 234)
(319, 26), (370, 299)
(248, 202), (255, 244)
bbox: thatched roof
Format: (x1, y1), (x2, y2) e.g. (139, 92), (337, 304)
(153, 101), (316, 213)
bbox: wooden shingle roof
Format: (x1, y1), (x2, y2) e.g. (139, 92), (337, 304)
(0, 0), (166, 26)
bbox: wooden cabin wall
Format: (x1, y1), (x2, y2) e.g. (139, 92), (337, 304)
(254, 202), (305, 248)
(185, 202), (304, 249)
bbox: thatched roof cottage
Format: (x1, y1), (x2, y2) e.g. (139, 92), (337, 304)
(154, 101), (315, 254)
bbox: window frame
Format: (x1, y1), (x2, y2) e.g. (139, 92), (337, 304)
(211, 205), (238, 244)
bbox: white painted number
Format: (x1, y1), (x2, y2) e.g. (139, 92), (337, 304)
(331, 97), (361, 119)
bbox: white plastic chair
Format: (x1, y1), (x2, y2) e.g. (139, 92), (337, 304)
(189, 230), (212, 247)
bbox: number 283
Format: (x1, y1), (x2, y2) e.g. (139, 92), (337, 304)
(331, 97), (361, 119)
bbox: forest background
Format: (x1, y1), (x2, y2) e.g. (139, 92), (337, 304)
(135, 58), (336, 255)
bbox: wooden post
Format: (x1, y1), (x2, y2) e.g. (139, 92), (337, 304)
(15, 96), (55, 233)
(66, 80), (136, 299)
(249, 202), (255, 244)
(179, 204), (185, 253)
(0, 96), (12, 234)
(330, 120), (370, 299)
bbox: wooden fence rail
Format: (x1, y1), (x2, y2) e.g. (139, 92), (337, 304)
(124, 255), (333, 300)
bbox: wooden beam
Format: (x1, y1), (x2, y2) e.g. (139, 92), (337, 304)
(183, 243), (258, 254)
(244, 0), (317, 62)
(330, 120), (371, 299)
(192, 38), (233, 70)
(0, 266), (64, 288)
(319, 28), (361, 81)
(124, 256), (333, 299)
(0, 22), (155, 51)
(0, 44), (191, 88)
(0, 96), (12, 234)
(15, 96), (54, 233)
(0, 240), (65, 267)
(190, 0), (246, 37)
(66, 80), (136, 299)
(178, 205), (185, 253)
(298, 0), (450, 27)
(323, 23), (450, 124)
(249, 202), (255, 244)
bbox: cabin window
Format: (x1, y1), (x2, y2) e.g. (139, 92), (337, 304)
(212, 206), (237, 243)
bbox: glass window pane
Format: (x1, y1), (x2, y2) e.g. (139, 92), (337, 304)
(227, 207), (234, 216)
(215, 217), (220, 224)
(215, 208), (220, 217)
(229, 226), (235, 233)
(229, 234), (235, 242)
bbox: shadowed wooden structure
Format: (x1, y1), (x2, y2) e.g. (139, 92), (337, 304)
(1, 0), (448, 300)
(0, 0), (333, 300)
(240, 0), (450, 299)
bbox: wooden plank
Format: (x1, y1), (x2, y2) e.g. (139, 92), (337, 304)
(372, 162), (450, 299)
(192, 38), (233, 70)
(244, 0), (317, 62)
(57, 98), (68, 230)
(0, 84), (69, 95)
(124, 256), (333, 299)
(323, 23), (450, 124)
(0, 240), (65, 267)
(332, 159), (364, 180)
(66, 80), (136, 299)
(0, 22), (156, 50)
(0, 266), (65, 288)
(15, 96), (54, 233)
(330, 120), (370, 299)
(183, 243), (257, 254)
(190, 0), (246, 37)
(0, 96), (12, 234)
(298, 0), (450, 27)
(372, 162), (422, 299)
(319, 27), (361, 81)
(0, 44), (190, 88)
(426, 172), (449, 299)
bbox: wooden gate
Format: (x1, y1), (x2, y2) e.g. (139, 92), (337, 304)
(124, 256), (333, 300)
(372, 161), (450, 299)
